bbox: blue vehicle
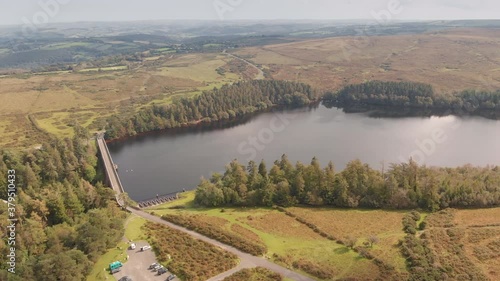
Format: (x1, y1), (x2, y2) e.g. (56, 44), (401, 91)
(109, 261), (123, 274)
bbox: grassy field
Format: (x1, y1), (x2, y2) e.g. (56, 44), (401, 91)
(147, 192), (402, 281)
(160, 54), (237, 82)
(0, 53), (243, 148)
(86, 241), (129, 281)
(286, 207), (408, 273)
(41, 42), (93, 50)
(124, 215), (148, 241)
(35, 109), (111, 138)
(234, 28), (500, 93)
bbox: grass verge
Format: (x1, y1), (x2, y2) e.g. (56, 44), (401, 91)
(223, 267), (283, 281)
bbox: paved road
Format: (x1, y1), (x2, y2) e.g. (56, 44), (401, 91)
(224, 52), (265, 80)
(127, 208), (315, 281)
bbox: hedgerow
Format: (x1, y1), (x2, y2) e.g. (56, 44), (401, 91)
(162, 214), (267, 256)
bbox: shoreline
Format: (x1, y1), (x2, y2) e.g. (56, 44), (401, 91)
(105, 101), (322, 143)
(106, 99), (500, 144)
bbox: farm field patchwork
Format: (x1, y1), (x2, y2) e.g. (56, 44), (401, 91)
(286, 207), (408, 273)
(149, 195), (500, 280)
(0, 53), (243, 148)
(148, 193), (403, 280)
(2, 29), (500, 149)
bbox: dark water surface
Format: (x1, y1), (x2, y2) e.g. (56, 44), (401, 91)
(108, 105), (500, 201)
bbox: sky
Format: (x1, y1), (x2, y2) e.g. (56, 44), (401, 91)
(1, 0), (499, 25)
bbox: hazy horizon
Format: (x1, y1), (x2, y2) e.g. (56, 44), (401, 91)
(1, 0), (499, 26)
(0, 18), (480, 28)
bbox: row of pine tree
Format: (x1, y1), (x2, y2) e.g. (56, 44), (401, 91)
(325, 81), (500, 111)
(105, 80), (319, 139)
(0, 127), (126, 281)
(195, 155), (500, 210)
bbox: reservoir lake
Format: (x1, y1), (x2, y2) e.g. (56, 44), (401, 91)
(108, 104), (500, 201)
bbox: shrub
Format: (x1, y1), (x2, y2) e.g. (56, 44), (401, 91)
(292, 259), (335, 279)
(145, 222), (238, 281)
(400, 234), (443, 280)
(409, 211), (421, 222)
(223, 267), (283, 281)
(357, 247), (375, 260)
(162, 214), (267, 256)
(418, 221), (427, 230)
(402, 212), (420, 235)
(345, 236), (358, 249)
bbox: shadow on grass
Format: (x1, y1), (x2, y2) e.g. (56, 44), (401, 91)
(151, 205), (276, 214)
(354, 255), (364, 261)
(334, 247), (350, 254)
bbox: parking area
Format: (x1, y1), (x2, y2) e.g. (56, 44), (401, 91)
(114, 241), (177, 281)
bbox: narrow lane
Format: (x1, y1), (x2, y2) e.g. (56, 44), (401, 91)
(224, 52), (265, 80)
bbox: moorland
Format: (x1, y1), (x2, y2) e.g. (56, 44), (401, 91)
(0, 20), (499, 281)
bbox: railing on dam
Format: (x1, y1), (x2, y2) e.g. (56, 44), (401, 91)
(136, 191), (186, 208)
(96, 134), (125, 207)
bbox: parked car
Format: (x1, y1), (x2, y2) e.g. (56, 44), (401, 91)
(119, 277), (132, 281)
(110, 268), (121, 274)
(141, 245), (151, 251)
(129, 243), (136, 250)
(158, 267), (168, 275)
(109, 261), (123, 274)
(153, 264), (163, 271)
(166, 274), (176, 281)
(149, 262), (158, 269)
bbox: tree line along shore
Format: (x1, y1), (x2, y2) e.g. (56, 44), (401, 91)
(105, 80), (500, 141)
(194, 155), (500, 211)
